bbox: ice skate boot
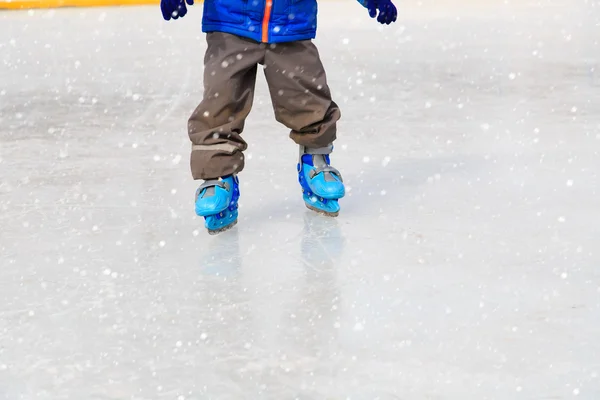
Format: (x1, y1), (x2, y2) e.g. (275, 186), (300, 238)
(195, 175), (240, 234)
(297, 145), (345, 217)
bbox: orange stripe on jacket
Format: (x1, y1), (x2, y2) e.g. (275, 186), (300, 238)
(261, 0), (272, 42)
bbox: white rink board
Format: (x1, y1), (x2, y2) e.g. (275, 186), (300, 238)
(1, 1), (600, 399)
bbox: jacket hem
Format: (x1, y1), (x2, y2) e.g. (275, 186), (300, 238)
(202, 24), (316, 43)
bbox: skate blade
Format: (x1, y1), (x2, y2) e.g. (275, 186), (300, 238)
(207, 219), (238, 235)
(305, 203), (339, 217)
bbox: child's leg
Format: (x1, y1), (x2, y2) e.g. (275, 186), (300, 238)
(262, 40), (341, 149)
(263, 42), (345, 216)
(188, 32), (265, 180)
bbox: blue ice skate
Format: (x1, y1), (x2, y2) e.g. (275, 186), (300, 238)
(195, 175), (240, 234)
(297, 145), (345, 217)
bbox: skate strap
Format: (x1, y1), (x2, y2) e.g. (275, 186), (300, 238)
(195, 179), (230, 201)
(198, 179), (228, 191)
(309, 166), (344, 182)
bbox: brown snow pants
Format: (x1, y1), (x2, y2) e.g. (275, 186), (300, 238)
(188, 32), (341, 180)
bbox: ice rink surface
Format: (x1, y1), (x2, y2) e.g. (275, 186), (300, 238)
(1, 0), (600, 398)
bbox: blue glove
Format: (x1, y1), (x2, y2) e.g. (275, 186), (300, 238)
(366, 0), (397, 25)
(161, 0), (193, 20)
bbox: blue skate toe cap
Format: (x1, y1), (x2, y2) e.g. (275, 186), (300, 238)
(308, 172), (345, 199)
(195, 186), (230, 217)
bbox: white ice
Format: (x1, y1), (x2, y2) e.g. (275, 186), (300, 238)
(1, 0), (600, 398)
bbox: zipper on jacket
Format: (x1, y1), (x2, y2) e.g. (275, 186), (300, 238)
(261, 0), (273, 42)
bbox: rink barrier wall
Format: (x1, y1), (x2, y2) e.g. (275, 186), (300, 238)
(0, 0), (158, 9)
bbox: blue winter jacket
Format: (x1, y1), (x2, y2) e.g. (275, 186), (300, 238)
(202, 0), (318, 43)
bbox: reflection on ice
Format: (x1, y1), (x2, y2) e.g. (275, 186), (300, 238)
(200, 228), (242, 277)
